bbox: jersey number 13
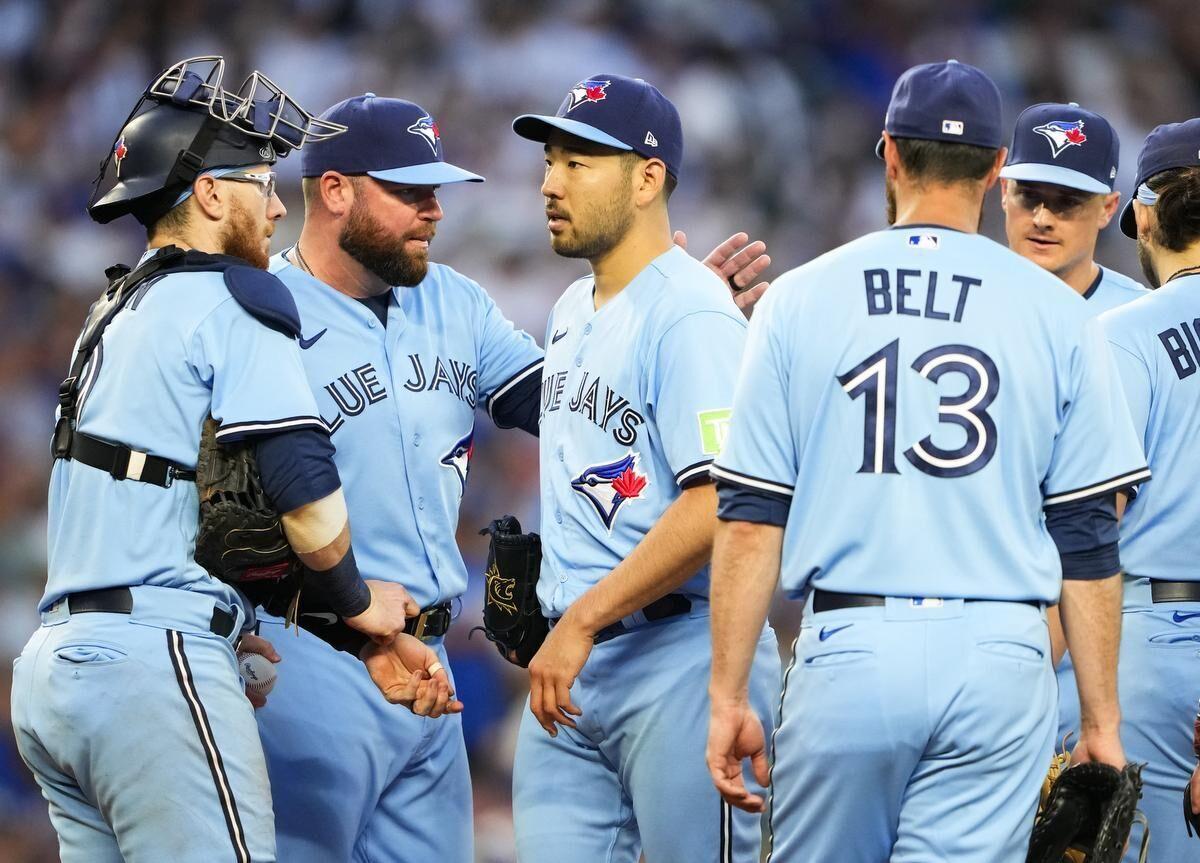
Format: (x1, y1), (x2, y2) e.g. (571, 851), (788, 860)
(837, 339), (999, 478)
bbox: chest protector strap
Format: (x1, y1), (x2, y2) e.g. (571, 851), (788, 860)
(52, 246), (256, 488)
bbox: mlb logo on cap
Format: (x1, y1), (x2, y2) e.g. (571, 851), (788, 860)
(512, 74), (684, 181)
(1000, 102), (1118, 195)
(875, 60), (1003, 158)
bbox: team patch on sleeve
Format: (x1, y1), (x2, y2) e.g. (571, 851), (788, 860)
(697, 408), (733, 456)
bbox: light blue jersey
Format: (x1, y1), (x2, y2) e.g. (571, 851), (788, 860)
(1096, 275), (1200, 863)
(1100, 275), (1200, 581)
(1083, 265), (1149, 315)
(519, 244), (779, 863)
(269, 253), (542, 607)
(536, 245), (745, 617)
(44, 268), (325, 611)
(714, 226), (1149, 603)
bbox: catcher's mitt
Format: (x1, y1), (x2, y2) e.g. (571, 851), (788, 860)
(1185, 703), (1200, 839)
(194, 417), (296, 588)
(1027, 760), (1148, 863)
(473, 515), (549, 667)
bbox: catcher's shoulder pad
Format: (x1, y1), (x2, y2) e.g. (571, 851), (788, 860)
(224, 265), (302, 339)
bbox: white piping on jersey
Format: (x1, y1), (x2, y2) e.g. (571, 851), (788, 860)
(215, 415), (328, 440)
(1043, 466), (1152, 507)
(676, 461), (714, 486)
(709, 464), (795, 498)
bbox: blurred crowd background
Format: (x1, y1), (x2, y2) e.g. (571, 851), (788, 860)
(2, 0), (1198, 858)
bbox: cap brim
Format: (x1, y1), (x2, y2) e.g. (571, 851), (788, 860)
(999, 163), (1111, 194)
(512, 114), (632, 152)
(1119, 198), (1137, 239)
(367, 161), (484, 185)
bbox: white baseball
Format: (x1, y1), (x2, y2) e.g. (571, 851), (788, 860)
(237, 651), (277, 695)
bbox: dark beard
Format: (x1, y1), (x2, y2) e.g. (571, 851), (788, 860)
(339, 198), (430, 287)
(551, 191), (635, 260)
(1136, 240), (1161, 289)
(219, 200), (269, 269)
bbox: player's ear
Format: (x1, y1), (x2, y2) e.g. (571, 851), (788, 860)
(1132, 200), (1155, 241)
(881, 133), (902, 183)
(320, 171), (355, 219)
(983, 147), (1008, 191)
(635, 158), (667, 208)
(190, 175), (226, 222)
(1097, 190), (1120, 228)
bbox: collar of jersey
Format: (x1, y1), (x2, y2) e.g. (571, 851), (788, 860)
(889, 222), (967, 233)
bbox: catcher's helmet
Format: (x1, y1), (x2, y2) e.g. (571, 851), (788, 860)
(88, 56), (345, 226)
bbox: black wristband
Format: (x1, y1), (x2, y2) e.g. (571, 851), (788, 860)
(308, 547), (371, 618)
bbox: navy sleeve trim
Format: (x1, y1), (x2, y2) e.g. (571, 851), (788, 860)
(487, 359), (542, 436)
(1061, 542), (1121, 581)
(487, 359), (543, 418)
(717, 483), (790, 527)
(254, 426), (341, 513)
(1044, 467), (1151, 506)
(675, 460), (714, 488)
(709, 464), (795, 498)
(216, 415), (328, 442)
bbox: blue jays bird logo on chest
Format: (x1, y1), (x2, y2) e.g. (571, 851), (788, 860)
(571, 451), (648, 531)
(440, 431), (474, 491)
(565, 80), (610, 112)
(407, 115), (441, 155)
(1032, 120), (1087, 158)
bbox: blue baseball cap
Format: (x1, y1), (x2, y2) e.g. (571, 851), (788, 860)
(1119, 118), (1200, 238)
(1000, 103), (1118, 195)
(512, 75), (683, 180)
(875, 60), (1003, 158)
(300, 94), (482, 185)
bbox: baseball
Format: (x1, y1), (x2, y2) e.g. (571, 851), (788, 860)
(238, 651), (277, 696)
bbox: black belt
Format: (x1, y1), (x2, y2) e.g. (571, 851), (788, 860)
(1149, 580), (1200, 603)
(67, 432), (196, 488)
(592, 594), (692, 644)
(812, 589), (1040, 614)
(404, 601), (453, 640)
(64, 587), (236, 638)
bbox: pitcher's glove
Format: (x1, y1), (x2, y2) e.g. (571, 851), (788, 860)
(473, 515), (549, 667)
(1185, 704), (1200, 839)
(1027, 761), (1146, 863)
(194, 417), (296, 587)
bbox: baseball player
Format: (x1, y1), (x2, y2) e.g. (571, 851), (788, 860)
(7, 57), (430, 863)
(997, 102), (1148, 748)
(252, 92), (770, 862)
(1101, 118), (1200, 861)
(509, 75), (782, 862)
(706, 60), (1149, 863)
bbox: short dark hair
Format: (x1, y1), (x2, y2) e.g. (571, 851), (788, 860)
(1147, 166), (1200, 252)
(894, 137), (998, 186)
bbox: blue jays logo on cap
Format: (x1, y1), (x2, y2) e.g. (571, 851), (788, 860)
(1001, 103), (1118, 195)
(114, 136), (128, 178)
(566, 79), (611, 113)
(440, 432), (473, 491)
(571, 451), (648, 531)
(407, 114), (440, 155)
(1033, 120), (1087, 158)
